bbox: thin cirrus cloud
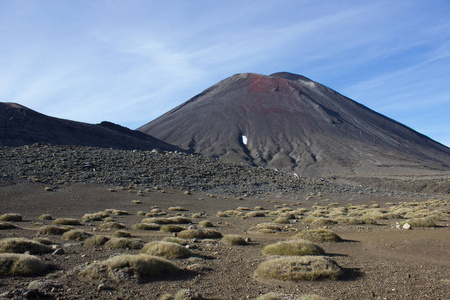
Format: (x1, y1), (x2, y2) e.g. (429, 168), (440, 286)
(0, 0), (449, 146)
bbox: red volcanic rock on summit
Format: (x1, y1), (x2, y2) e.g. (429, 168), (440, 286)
(139, 72), (450, 177)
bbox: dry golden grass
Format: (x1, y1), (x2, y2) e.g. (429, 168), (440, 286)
(82, 212), (108, 222)
(0, 213), (22, 222)
(291, 229), (342, 242)
(254, 256), (343, 281)
(222, 234), (248, 245)
(99, 221), (126, 230)
(0, 253), (47, 276)
(114, 230), (132, 237)
(273, 217), (290, 224)
(83, 235), (110, 247)
(104, 238), (144, 249)
(38, 214), (53, 220)
(245, 211), (266, 217)
(168, 206), (187, 211)
(52, 218), (81, 226)
(198, 220), (214, 227)
(79, 254), (179, 280)
(178, 229), (222, 239)
(141, 241), (191, 259)
(38, 225), (72, 235)
(0, 237), (52, 254)
(160, 225), (186, 233)
(262, 239), (325, 256)
(0, 222), (18, 230)
(62, 229), (93, 241)
(162, 237), (189, 245)
(132, 223), (161, 231)
(104, 209), (129, 216)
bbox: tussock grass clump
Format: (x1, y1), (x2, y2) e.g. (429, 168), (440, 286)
(0, 238), (52, 254)
(104, 238), (144, 249)
(248, 223), (281, 233)
(38, 214), (53, 220)
(198, 220), (214, 227)
(104, 209), (129, 216)
(79, 254), (179, 281)
(141, 241), (191, 259)
(38, 225), (72, 235)
(304, 217), (337, 226)
(161, 225), (186, 233)
(262, 239), (325, 256)
(168, 206), (187, 211)
(0, 213), (22, 222)
(245, 211), (266, 217)
(52, 218), (81, 226)
(132, 223), (161, 231)
(62, 229), (93, 241)
(162, 237), (188, 245)
(273, 217), (290, 224)
(99, 222), (126, 230)
(178, 229), (222, 239)
(82, 212), (108, 222)
(254, 256), (343, 281)
(0, 253), (47, 276)
(168, 216), (192, 224)
(334, 217), (365, 225)
(114, 230), (132, 237)
(222, 234), (248, 245)
(33, 237), (53, 245)
(292, 229), (342, 242)
(0, 222), (18, 230)
(400, 218), (437, 227)
(83, 235), (110, 247)
(142, 217), (192, 225)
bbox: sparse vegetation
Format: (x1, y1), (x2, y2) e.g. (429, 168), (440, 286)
(99, 221), (126, 230)
(39, 225), (72, 235)
(292, 229), (342, 242)
(104, 238), (144, 249)
(0, 222), (18, 230)
(33, 237), (53, 245)
(222, 234), (248, 245)
(52, 218), (81, 225)
(161, 225), (186, 233)
(198, 220), (214, 227)
(178, 229), (222, 239)
(62, 229), (93, 241)
(0, 213), (22, 222)
(162, 237), (189, 245)
(262, 239), (325, 256)
(0, 237), (52, 254)
(141, 241), (191, 258)
(168, 206), (187, 211)
(0, 253), (47, 276)
(400, 218), (437, 227)
(38, 214), (53, 220)
(79, 254), (179, 280)
(132, 223), (161, 231)
(84, 235), (110, 246)
(254, 256), (343, 281)
(114, 230), (132, 237)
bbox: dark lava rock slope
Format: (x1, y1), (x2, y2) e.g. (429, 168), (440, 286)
(0, 102), (180, 152)
(139, 72), (450, 177)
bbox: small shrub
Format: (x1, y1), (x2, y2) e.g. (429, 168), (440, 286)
(161, 225), (186, 233)
(245, 211), (265, 217)
(0, 238), (52, 254)
(141, 241), (191, 259)
(33, 237), (53, 245)
(162, 237), (188, 245)
(0, 213), (22, 222)
(38, 214), (53, 220)
(0, 253), (47, 276)
(114, 230), (132, 237)
(52, 218), (80, 226)
(0, 222), (18, 230)
(262, 239), (325, 256)
(132, 223), (161, 231)
(222, 235), (247, 245)
(254, 256), (343, 281)
(84, 235), (110, 247)
(400, 218), (437, 227)
(39, 225), (72, 235)
(292, 229), (342, 242)
(79, 254), (179, 280)
(168, 206), (187, 211)
(62, 230), (93, 241)
(197, 220), (214, 227)
(104, 238), (143, 249)
(99, 222), (126, 230)
(178, 229), (222, 239)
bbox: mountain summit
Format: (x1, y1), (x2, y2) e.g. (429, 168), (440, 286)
(138, 72), (450, 176)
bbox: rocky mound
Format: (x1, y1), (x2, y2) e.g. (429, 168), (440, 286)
(0, 102), (180, 152)
(138, 72), (450, 177)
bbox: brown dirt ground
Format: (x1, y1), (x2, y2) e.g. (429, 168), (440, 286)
(0, 183), (449, 299)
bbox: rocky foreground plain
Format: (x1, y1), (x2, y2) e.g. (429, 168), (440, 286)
(0, 144), (449, 299)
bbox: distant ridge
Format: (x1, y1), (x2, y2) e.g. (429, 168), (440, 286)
(138, 72), (450, 177)
(0, 102), (181, 152)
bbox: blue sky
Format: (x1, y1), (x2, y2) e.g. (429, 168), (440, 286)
(1, 1), (449, 147)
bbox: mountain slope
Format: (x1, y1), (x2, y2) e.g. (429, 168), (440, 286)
(138, 72), (450, 176)
(0, 102), (180, 152)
